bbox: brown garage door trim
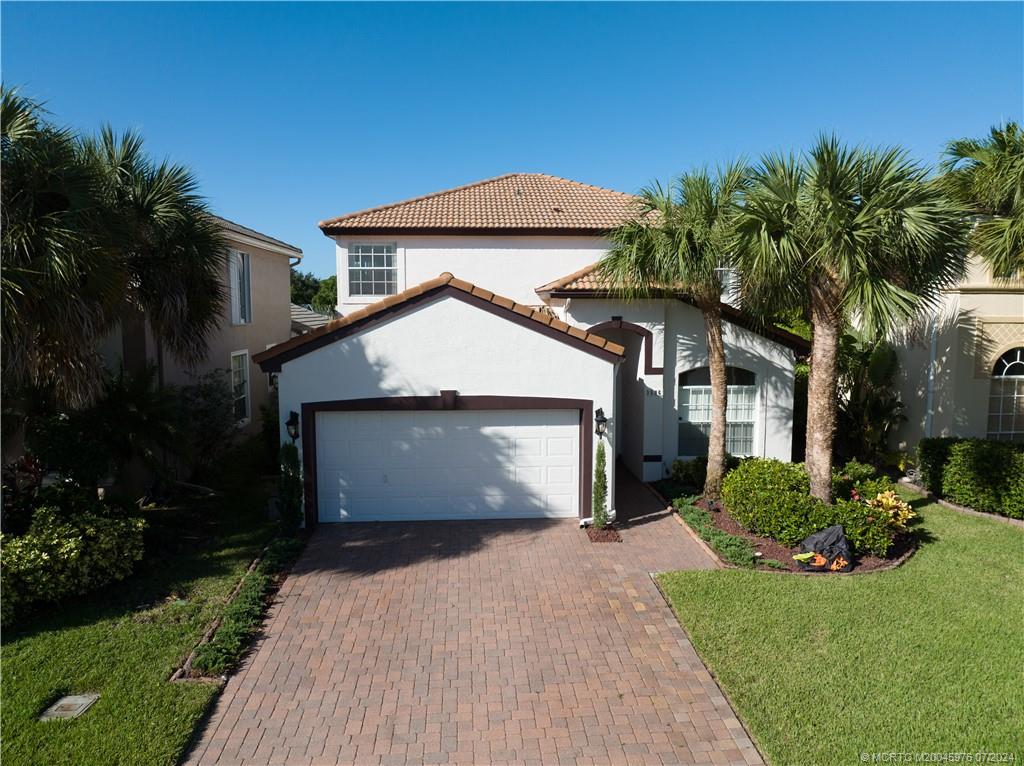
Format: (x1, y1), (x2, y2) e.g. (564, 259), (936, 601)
(301, 394), (594, 526)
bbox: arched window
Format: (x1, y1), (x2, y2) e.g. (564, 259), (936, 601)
(988, 347), (1024, 442)
(678, 366), (757, 457)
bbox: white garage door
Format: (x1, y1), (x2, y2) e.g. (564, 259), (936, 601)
(315, 409), (580, 521)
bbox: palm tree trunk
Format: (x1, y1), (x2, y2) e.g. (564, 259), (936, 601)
(806, 292), (841, 502)
(703, 303), (728, 498)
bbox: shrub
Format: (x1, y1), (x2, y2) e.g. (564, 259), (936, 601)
(1, 492), (145, 625)
(592, 441), (608, 529)
(831, 459), (878, 499)
(25, 366), (178, 486)
(721, 458), (899, 556)
(170, 370), (239, 479)
(673, 499), (757, 567)
(865, 490), (916, 532)
(916, 437), (965, 494)
(669, 454), (741, 493)
(942, 439), (1024, 517)
(277, 443), (303, 535)
(191, 536), (303, 675)
(1002, 453), (1024, 520)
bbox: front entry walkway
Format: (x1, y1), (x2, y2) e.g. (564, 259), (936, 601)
(185, 488), (761, 765)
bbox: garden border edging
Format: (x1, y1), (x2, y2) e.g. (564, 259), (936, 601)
(646, 482), (919, 576)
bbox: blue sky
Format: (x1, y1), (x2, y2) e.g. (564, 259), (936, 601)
(4, 2), (1022, 277)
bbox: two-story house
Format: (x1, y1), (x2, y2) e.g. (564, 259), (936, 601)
(255, 174), (807, 525)
(101, 216), (302, 434)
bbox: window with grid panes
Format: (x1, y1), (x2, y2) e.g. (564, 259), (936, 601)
(988, 347), (1024, 442)
(678, 366), (757, 456)
(348, 244), (397, 296)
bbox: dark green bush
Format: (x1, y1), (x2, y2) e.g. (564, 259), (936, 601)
(191, 537), (303, 675)
(831, 459), (878, 499)
(1, 492), (146, 625)
(669, 454), (741, 492)
(942, 440), (1024, 518)
(721, 458), (899, 556)
(916, 437), (965, 494)
(1002, 454), (1024, 520)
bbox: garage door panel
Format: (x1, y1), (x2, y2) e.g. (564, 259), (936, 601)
(315, 408), (581, 521)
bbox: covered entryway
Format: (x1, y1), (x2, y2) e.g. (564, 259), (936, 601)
(315, 408), (581, 521)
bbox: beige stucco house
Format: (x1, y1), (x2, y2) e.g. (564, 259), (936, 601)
(100, 216), (302, 435)
(893, 255), (1024, 450)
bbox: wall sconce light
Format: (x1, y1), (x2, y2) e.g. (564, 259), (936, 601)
(286, 411), (300, 443)
(594, 408), (608, 437)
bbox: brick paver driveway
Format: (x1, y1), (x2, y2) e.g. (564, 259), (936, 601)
(186, 478), (762, 766)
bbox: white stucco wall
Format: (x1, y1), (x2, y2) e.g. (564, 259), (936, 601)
(332, 235), (609, 312)
(275, 293), (619, 515)
(563, 298), (796, 478)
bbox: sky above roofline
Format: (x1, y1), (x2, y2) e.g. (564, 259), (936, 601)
(3, 2), (1021, 277)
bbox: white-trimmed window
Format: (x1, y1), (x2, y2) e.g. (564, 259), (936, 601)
(348, 243), (397, 297)
(228, 250), (252, 324)
(678, 366), (757, 456)
(987, 347), (1024, 442)
(230, 350), (251, 424)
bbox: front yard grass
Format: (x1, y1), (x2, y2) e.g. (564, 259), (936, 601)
(1, 455), (275, 766)
(658, 495), (1024, 764)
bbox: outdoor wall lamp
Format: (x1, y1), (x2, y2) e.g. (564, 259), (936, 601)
(286, 411), (300, 443)
(594, 408), (608, 437)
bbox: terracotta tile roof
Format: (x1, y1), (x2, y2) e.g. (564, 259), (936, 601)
(536, 264), (811, 354)
(254, 273), (625, 369)
(212, 215), (303, 256)
(318, 174), (639, 234)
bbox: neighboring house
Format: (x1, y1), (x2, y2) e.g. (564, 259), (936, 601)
(100, 216), (302, 434)
(290, 303), (333, 336)
(893, 256), (1024, 450)
(256, 174), (806, 525)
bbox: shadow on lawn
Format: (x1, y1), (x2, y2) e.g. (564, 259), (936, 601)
(2, 477), (273, 644)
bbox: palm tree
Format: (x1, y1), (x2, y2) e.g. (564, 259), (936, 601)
(940, 121), (1024, 278)
(1, 86), (227, 409)
(599, 164), (747, 498)
(737, 136), (969, 501)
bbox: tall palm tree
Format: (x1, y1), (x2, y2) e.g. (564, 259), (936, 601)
(737, 136), (969, 501)
(940, 121), (1024, 278)
(599, 164), (747, 498)
(1, 86), (227, 409)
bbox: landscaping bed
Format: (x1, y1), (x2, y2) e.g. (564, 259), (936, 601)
(690, 496), (916, 572)
(657, 495), (1024, 764)
(586, 526), (622, 542)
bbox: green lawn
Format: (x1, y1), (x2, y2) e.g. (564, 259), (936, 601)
(658, 495), (1024, 765)
(1, 460), (274, 766)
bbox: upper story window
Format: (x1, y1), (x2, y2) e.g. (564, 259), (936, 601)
(678, 366), (757, 457)
(988, 347), (1024, 442)
(348, 243), (397, 297)
(228, 250), (252, 325)
(230, 350), (251, 425)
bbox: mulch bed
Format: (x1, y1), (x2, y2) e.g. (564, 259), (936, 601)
(586, 526), (623, 543)
(693, 498), (915, 573)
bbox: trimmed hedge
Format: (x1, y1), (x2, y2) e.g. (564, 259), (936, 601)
(916, 437), (965, 494)
(941, 440), (1024, 519)
(1, 499), (146, 625)
(721, 459), (901, 556)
